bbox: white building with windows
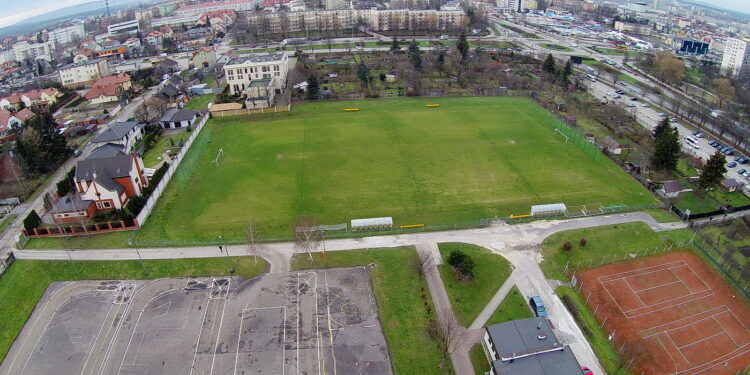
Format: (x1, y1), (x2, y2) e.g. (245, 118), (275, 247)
(223, 52), (289, 95)
(176, 0), (258, 16)
(721, 37), (750, 79)
(12, 40), (55, 62)
(48, 23), (86, 45)
(58, 58), (110, 87)
(108, 19), (140, 36)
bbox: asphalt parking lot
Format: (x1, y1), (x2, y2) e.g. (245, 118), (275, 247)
(0, 267), (392, 375)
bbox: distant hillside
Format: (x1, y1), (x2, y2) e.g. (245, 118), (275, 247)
(0, 0), (151, 39)
(679, 0), (750, 19)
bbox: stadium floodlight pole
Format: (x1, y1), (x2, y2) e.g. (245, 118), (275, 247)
(129, 240), (147, 275)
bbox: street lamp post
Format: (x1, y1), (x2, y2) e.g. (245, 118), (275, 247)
(218, 235), (234, 273)
(129, 240), (147, 274)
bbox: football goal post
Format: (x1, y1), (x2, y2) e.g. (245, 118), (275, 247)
(213, 148), (224, 167)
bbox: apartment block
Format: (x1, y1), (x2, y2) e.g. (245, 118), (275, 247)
(721, 37), (750, 79)
(49, 23), (86, 45)
(58, 58), (111, 88)
(223, 52), (289, 95)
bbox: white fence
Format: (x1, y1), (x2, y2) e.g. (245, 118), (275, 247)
(135, 113), (210, 227)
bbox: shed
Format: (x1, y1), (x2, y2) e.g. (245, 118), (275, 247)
(531, 203), (567, 217)
(603, 136), (622, 155)
(659, 180), (683, 199)
(209, 102), (243, 112)
(351, 217), (393, 231)
(721, 179), (740, 193)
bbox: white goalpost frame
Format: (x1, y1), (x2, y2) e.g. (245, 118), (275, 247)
(213, 148), (224, 167)
(554, 128), (570, 144)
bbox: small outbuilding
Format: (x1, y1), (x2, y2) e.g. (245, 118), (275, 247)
(531, 203), (567, 217)
(351, 217), (393, 231)
(659, 180), (684, 199)
(720, 179), (740, 193)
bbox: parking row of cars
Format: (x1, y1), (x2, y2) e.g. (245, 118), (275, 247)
(705, 139), (750, 179)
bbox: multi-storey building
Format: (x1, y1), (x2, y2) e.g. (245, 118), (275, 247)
(108, 19), (140, 36)
(48, 23), (86, 45)
(223, 52), (289, 95)
(176, 0), (258, 16)
(58, 58), (110, 88)
(246, 7), (466, 34)
(12, 40), (55, 62)
(721, 37), (750, 79)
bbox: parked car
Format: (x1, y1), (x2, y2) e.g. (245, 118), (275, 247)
(727, 162), (738, 168)
(616, 89), (625, 94)
(693, 131), (704, 138)
(529, 296), (547, 317)
(642, 103), (650, 107)
(627, 103), (636, 107)
(72, 149), (82, 157)
(582, 367), (594, 375)
(669, 116), (678, 122)
(658, 112), (666, 117)
(724, 149), (735, 156)
(738, 169), (747, 175)
(630, 97), (638, 101)
(736, 157), (748, 164)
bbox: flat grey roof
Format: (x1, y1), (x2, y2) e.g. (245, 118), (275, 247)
(51, 194), (93, 214)
(228, 52), (286, 65)
(486, 317), (583, 375)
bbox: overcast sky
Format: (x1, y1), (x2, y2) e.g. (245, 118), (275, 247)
(0, 0), (748, 28)
(0, 0), (96, 28)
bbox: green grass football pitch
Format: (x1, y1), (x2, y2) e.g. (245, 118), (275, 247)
(134, 97), (656, 243)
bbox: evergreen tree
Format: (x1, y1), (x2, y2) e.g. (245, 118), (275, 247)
(306, 74), (319, 100)
(435, 50), (445, 75)
(23, 210), (41, 232)
(651, 126), (680, 171)
(357, 62), (370, 87)
(698, 151), (727, 192)
(408, 40), (422, 71)
(457, 31), (469, 61)
(542, 54), (556, 74)
(390, 35), (400, 51)
(652, 117), (670, 139)
(563, 59), (572, 77)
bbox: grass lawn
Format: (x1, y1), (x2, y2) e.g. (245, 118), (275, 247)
(292, 247), (452, 374)
(185, 94), (216, 110)
(129, 97), (656, 245)
(541, 222), (695, 281)
(541, 43), (573, 52)
(710, 189), (750, 207)
(557, 286), (630, 375)
(437, 243), (512, 326)
(470, 344), (490, 375)
(643, 208), (680, 222)
(677, 158), (699, 177)
(0, 256), (267, 363)
(672, 191), (722, 214)
(141, 131), (188, 168)
(0, 214), (17, 234)
(485, 286), (533, 326)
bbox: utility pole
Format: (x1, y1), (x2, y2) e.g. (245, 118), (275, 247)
(219, 235), (234, 273)
(105, 0), (111, 17)
(129, 240), (147, 274)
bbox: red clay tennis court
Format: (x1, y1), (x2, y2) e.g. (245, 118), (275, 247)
(576, 251), (750, 375)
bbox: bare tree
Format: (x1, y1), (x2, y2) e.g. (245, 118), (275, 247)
(410, 248), (435, 282)
(427, 308), (463, 369)
(245, 219), (265, 264)
(294, 215), (321, 262)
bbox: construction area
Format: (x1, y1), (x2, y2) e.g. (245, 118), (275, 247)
(576, 251), (750, 375)
(0, 267), (392, 375)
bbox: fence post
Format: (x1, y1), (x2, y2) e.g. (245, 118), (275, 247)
(593, 304), (599, 316)
(601, 315), (608, 329)
(586, 292), (591, 305)
(564, 261), (569, 275)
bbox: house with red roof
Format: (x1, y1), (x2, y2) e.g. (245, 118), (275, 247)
(192, 46), (216, 68)
(86, 73), (132, 104)
(146, 31), (163, 46)
(20, 88), (61, 108)
(0, 93), (22, 110)
(15, 108), (36, 122)
(0, 110), (22, 136)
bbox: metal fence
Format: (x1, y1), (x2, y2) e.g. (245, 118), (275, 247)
(540, 110), (603, 162)
(135, 114), (210, 227)
(692, 236), (750, 302)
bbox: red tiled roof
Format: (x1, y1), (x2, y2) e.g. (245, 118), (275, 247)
(15, 108), (35, 121)
(93, 73), (131, 87)
(23, 90), (42, 100)
(2, 93), (21, 104)
(0, 110), (12, 129)
(192, 46), (214, 56)
(86, 84), (122, 100)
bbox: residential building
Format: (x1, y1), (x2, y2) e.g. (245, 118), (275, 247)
(21, 88), (61, 107)
(52, 148), (146, 222)
(176, 0), (258, 16)
(146, 31), (164, 47)
(48, 23), (86, 45)
(91, 121), (145, 153)
(0, 94), (23, 110)
(245, 77), (276, 109)
(192, 46), (217, 68)
(224, 52), (289, 95)
(150, 14), (202, 28)
(484, 317), (585, 375)
(108, 19), (140, 36)
(15, 108), (36, 123)
(614, 21), (652, 35)
(246, 8), (467, 34)
(12, 40), (55, 62)
(721, 37), (750, 79)
(86, 73), (132, 104)
(94, 43), (127, 59)
(58, 58), (110, 87)
(159, 109), (198, 128)
(0, 110), (22, 136)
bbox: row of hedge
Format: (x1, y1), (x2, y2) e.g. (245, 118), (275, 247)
(124, 163), (170, 219)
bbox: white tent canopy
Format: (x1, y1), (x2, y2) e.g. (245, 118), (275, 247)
(531, 203), (568, 217)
